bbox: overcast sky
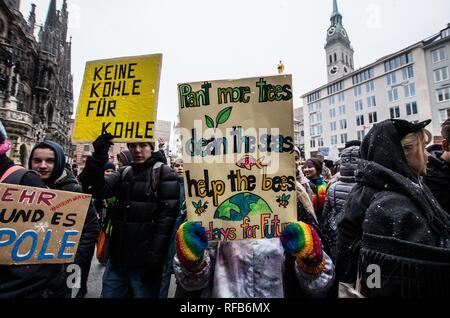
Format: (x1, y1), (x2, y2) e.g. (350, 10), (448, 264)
(19, 0), (450, 123)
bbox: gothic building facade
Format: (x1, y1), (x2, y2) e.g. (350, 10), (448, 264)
(0, 0), (73, 165)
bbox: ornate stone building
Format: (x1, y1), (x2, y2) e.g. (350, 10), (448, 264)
(0, 0), (73, 165)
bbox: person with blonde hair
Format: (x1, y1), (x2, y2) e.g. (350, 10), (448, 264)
(337, 119), (450, 298)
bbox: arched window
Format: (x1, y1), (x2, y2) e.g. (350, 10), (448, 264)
(20, 144), (28, 167)
(47, 105), (54, 125)
(0, 19), (5, 35)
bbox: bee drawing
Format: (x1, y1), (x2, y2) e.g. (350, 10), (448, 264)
(192, 200), (209, 216)
(276, 194), (291, 208)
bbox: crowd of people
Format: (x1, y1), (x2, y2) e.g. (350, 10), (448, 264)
(1, 117), (450, 298)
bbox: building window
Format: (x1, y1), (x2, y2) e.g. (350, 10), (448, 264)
(307, 91), (321, 103)
(331, 135), (338, 145)
(388, 88), (399, 102)
(354, 85), (362, 97)
(404, 83), (416, 98)
(318, 125), (323, 134)
(439, 108), (450, 122)
(384, 52), (413, 72)
(355, 100), (364, 112)
(329, 95), (335, 105)
(340, 119), (347, 129)
(330, 121), (337, 131)
(308, 104), (314, 112)
(341, 133), (348, 144)
(352, 68), (374, 85)
(390, 106), (401, 119)
(406, 102), (418, 115)
(432, 47), (448, 63)
(310, 126), (316, 136)
(367, 96), (377, 108)
(356, 115), (365, 126)
(366, 80), (375, 93)
(386, 73), (397, 86)
(338, 92), (345, 103)
(310, 139), (316, 148)
(437, 87), (450, 102)
(357, 130), (365, 141)
(368, 111), (378, 124)
(316, 101), (322, 110)
(339, 105), (346, 115)
(329, 108), (336, 118)
(83, 145), (90, 152)
(434, 67), (449, 83)
(327, 81), (345, 95)
(402, 65), (414, 80)
(318, 138), (324, 147)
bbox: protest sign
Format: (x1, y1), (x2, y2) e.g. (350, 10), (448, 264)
(72, 54), (162, 142)
(0, 184), (91, 265)
(178, 75), (297, 241)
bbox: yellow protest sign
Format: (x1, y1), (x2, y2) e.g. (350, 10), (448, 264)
(0, 184), (91, 265)
(178, 75), (297, 241)
(73, 54), (162, 142)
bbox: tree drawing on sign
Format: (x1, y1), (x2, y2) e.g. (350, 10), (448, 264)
(205, 107), (233, 131)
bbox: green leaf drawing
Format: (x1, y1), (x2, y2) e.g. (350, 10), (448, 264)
(216, 107), (233, 126)
(205, 115), (215, 128)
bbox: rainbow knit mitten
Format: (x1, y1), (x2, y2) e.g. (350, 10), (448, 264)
(176, 221), (208, 272)
(281, 222), (326, 276)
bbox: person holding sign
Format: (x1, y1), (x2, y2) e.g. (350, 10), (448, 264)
(174, 219), (334, 298)
(29, 140), (100, 298)
(79, 133), (179, 298)
(0, 120), (69, 298)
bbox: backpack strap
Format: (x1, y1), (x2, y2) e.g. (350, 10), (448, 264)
(121, 166), (132, 181)
(0, 165), (25, 183)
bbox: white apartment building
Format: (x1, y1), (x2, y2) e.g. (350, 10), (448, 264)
(302, 1), (450, 158)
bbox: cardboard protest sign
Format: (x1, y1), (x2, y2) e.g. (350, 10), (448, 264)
(72, 54), (162, 142)
(0, 184), (91, 265)
(178, 75), (297, 241)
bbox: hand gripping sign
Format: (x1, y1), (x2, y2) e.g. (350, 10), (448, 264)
(0, 184), (91, 265)
(72, 54), (162, 143)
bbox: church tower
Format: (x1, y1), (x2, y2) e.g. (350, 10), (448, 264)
(325, 0), (354, 82)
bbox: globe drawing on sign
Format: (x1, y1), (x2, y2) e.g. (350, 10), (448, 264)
(214, 192), (273, 221)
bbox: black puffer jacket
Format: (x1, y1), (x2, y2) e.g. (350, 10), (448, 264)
(53, 169), (99, 272)
(321, 146), (359, 261)
(80, 150), (179, 272)
(336, 120), (450, 297)
(424, 150), (450, 215)
(0, 155), (67, 298)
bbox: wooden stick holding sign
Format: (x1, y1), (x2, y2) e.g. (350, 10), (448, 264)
(0, 184), (91, 265)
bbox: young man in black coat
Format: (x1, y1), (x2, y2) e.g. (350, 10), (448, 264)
(0, 120), (68, 298)
(29, 140), (99, 298)
(424, 119), (450, 215)
(79, 134), (180, 298)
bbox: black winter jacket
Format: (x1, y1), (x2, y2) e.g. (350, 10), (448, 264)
(0, 155), (67, 298)
(336, 120), (450, 297)
(80, 151), (179, 273)
(53, 169), (99, 271)
(321, 146), (359, 261)
(424, 151), (450, 215)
